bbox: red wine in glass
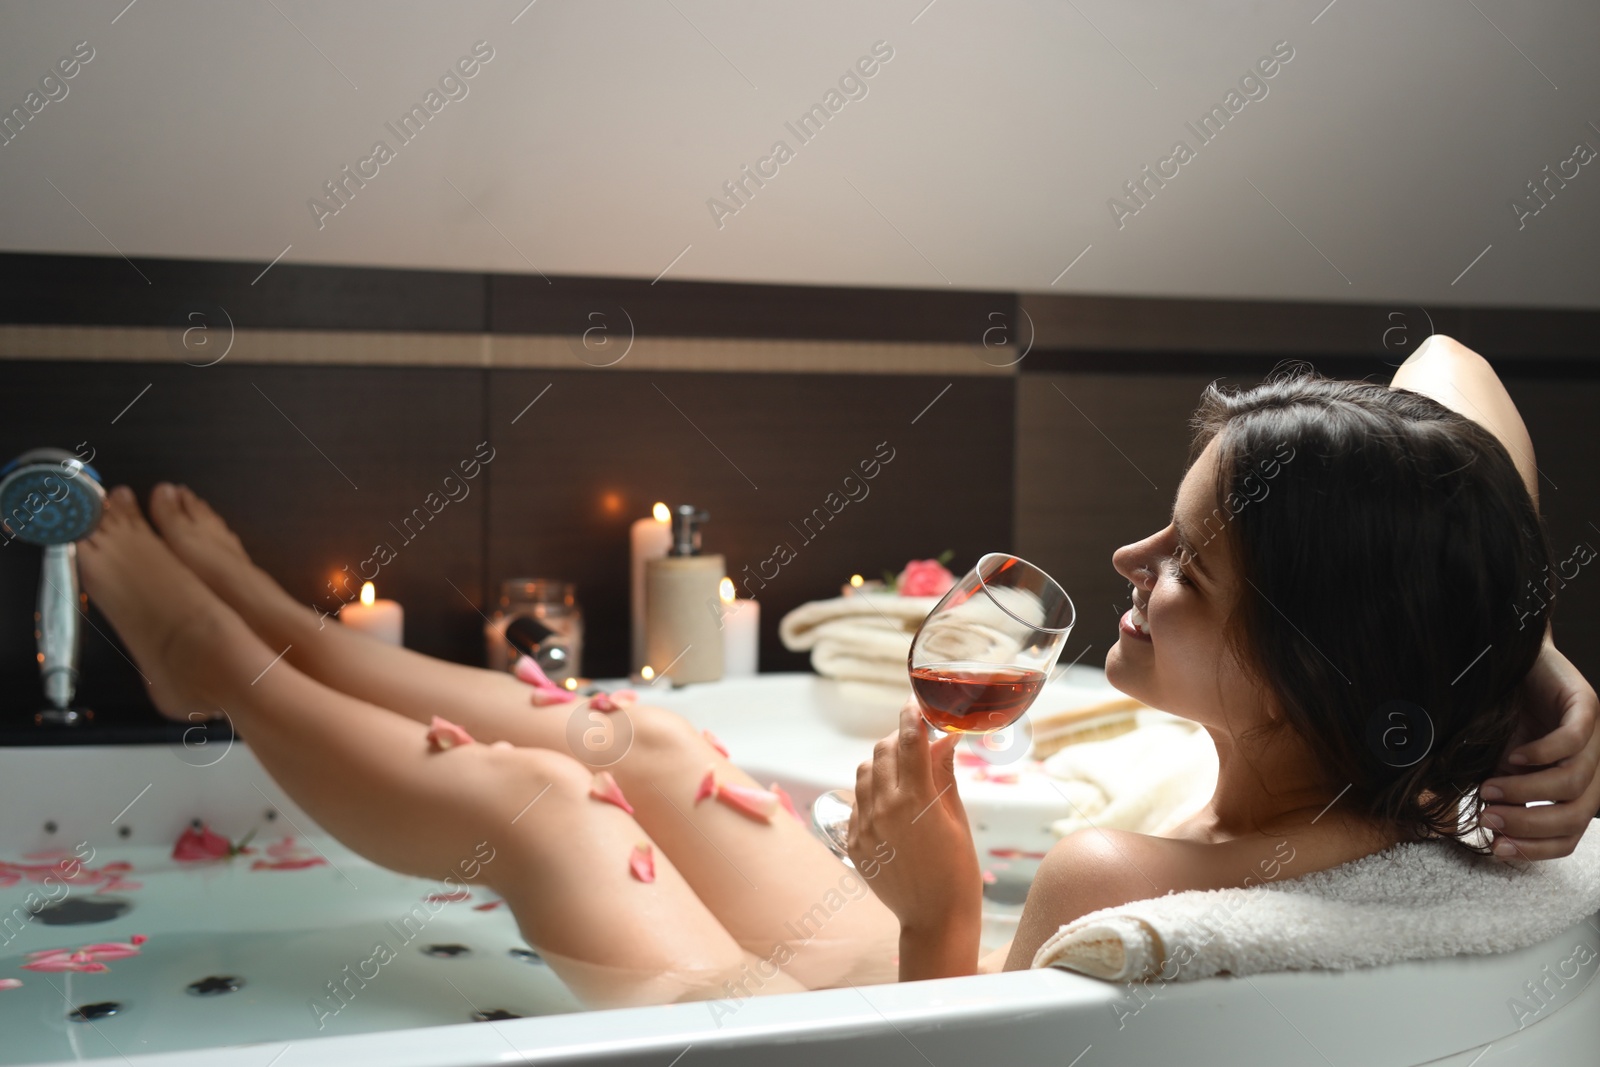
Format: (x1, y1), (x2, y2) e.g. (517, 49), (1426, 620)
(910, 662), (1047, 734)
(812, 553), (1076, 867)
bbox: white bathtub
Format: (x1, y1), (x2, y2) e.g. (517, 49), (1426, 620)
(2, 671), (1596, 1065)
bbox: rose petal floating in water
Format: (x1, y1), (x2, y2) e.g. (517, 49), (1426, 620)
(172, 824), (236, 863)
(0, 978), (20, 990)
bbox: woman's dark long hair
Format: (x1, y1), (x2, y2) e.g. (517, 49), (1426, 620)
(1191, 372), (1551, 848)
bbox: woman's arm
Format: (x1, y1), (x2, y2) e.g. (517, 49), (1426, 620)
(1391, 335), (1599, 859)
(848, 702), (984, 981)
(1391, 334), (1540, 505)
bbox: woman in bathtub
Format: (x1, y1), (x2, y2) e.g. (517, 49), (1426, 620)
(74, 334), (1598, 1005)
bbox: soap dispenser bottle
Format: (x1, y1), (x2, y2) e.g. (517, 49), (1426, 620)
(644, 505), (725, 685)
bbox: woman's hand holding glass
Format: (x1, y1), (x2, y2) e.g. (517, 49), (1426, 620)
(849, 699), (983, 979)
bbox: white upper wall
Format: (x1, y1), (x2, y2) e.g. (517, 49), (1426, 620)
(0, 0), (1595, 307)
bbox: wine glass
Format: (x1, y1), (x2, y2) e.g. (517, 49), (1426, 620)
(812, 553), (1075, 864)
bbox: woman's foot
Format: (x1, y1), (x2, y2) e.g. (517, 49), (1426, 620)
(147, 483), (309, 647)
(77, 487), (273, 722)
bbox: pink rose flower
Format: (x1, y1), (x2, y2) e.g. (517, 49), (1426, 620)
(897, 559), (956, 598)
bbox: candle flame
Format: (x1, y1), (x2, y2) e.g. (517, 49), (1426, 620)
(641, 665), (655, 681)
(849, 574), (864, 588)
(563, 677), (578, 690)
(652, 502), (670, 523)
(360, 581), (376, 607)
(719, 577), (735, 604)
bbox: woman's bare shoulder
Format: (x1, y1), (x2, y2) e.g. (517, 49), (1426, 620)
(1002, 821), (1391, 970)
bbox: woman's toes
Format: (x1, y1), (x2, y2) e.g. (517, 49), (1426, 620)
(148, 482), (182, 528)
(96, 486), (135, 531)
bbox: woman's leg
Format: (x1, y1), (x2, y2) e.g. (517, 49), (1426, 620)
(77, 487), (783, 1007)
(150, 484), (901, 984)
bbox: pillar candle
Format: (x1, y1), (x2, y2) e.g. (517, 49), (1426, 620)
(630, 503), (672, 672)
(340, 581), (404, 646)
(719, 578), (760, 677)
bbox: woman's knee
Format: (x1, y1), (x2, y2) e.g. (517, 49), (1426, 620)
(624, 702), (705, 758)
(459, 744), (594, 823)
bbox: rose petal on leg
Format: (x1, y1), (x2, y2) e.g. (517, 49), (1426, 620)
(513, 656), (559, 690)
(694, 768), (717, 805)
(529, 688), (579, 707)
(714, 783), (779, 822)
(770, 782), (800, 821)
(589, 771), (635, 815)
(629, 843), (656, 883)
(702, 730), (730, 759)
(426, 716), (476, 752)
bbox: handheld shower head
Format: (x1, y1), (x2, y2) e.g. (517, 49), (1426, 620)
(0, 448), (106, 724)
(0, 447), (105, 546)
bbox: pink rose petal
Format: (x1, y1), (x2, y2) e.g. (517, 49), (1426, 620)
(589, 693), (622, 713)
(529, 688), (579, 707)
(981, 869), (997, 884)
(250, 857), (327, 871)
(714, 783), (780, 822)
(0, 978), (21, 990)
(512, 656), (560, 690)
(589, 771), (635, 814)
(702, 730), (730, 759)
(131, 934), (148, 945)
(25, 948), (71, 962)
(426, 716), (475, 752)
(770, 782), (801, 822)
(694, 768), (717, 805)
(472, 900), (504, 912)
(173, 823), (234, 862)
(629, 843), (655, 883)
(79, 943), (140, 959)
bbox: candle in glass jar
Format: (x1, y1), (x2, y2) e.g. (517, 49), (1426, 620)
(719, 577), (760, 677)
(340, 581), (404, 645)
(630, 502), (672, 672)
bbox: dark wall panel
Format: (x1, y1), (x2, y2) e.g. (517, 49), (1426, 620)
(1015, 373), (1214, 674)
(485, 371), (1015, 677)
(0, 360), (486, 726)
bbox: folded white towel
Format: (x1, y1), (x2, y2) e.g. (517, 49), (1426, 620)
(1043, 711), (1218, 838)
(1033, 832), (1600, 983)
(779, 595), (937, 685)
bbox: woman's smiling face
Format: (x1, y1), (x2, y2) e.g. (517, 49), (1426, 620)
(1104, 439), (1267, 730)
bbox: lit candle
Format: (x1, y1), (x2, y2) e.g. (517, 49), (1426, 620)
(339, 581), (404, 645)
(719, 577), (760, 677)
(841, 573), (886, 597)
(630, 502), (672, 672)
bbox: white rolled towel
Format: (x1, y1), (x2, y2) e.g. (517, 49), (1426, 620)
(1033, 832), (1600, 983)
(779, 595), (937, 685)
